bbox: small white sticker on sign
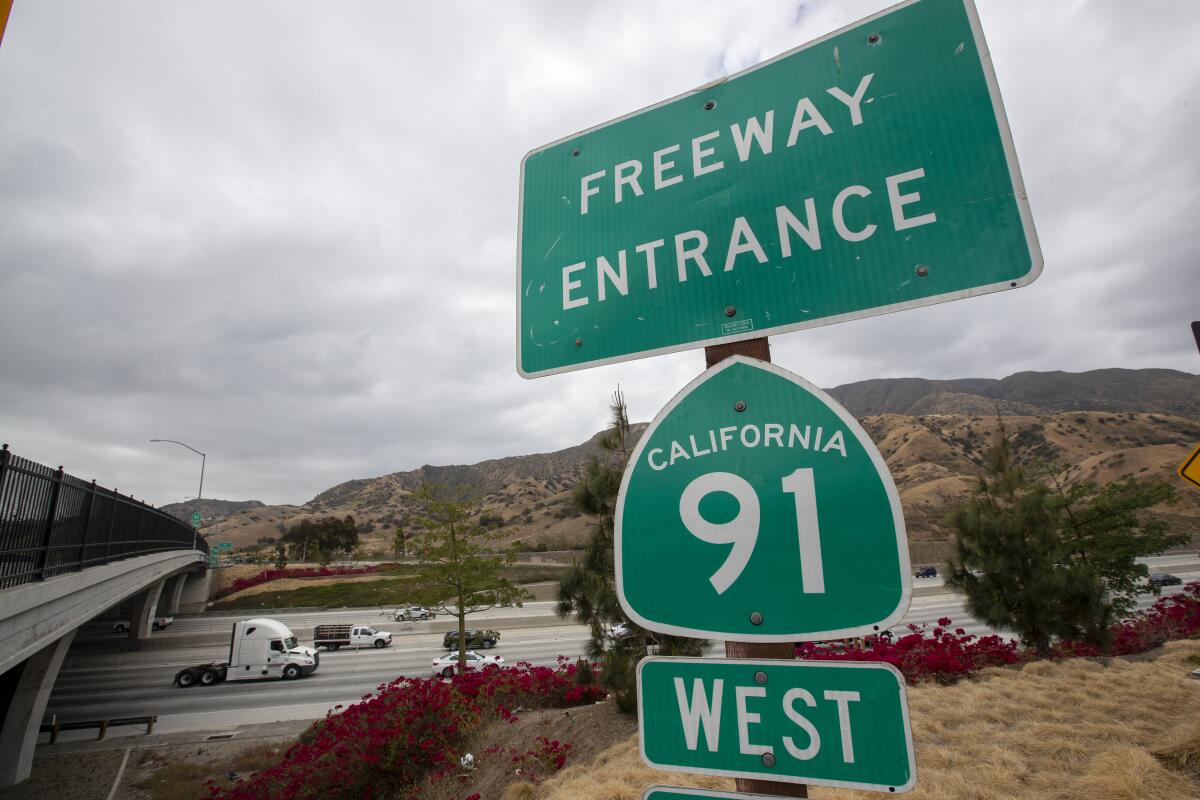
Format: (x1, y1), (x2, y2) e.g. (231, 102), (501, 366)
(721, 319), (754, 335)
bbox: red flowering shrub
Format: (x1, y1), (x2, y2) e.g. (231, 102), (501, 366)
(1056, 581), (1200, 658)
(482, 736), (573, 785)
(797, 582), (1200, 683)
(796, 618), (1028, 684)
(205, 658), (604, 800)
(213, 565), (383, 599)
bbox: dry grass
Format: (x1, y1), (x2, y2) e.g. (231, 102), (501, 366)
(1153, 724), (1200, 781)
(537, 641), (1200, 800)
(132, 742), (283, 800)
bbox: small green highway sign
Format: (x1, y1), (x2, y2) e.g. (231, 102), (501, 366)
(616, 357), (910, 641)
(516, 0), (1040, 377)
(217, 541), (233, 550)
(190, 512), (202, 529)
(639, 658), (915, 793)
(644, 789), (778, 800)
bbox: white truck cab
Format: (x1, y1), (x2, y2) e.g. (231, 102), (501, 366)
(227, 618), (319, 681)
(175, 617), (318, 687)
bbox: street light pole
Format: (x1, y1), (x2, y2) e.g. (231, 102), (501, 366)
(150, 438), (206, 549)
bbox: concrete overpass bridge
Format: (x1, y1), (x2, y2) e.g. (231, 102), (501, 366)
(0, 444), (210, 786)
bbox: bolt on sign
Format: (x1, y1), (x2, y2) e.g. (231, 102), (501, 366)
(616, 356), (910, 641)
(516, 0), (1041, 378)
(639, 658), (916, 792)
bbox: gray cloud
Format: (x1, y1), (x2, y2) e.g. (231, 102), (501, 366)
(1, 1), (1197, 506)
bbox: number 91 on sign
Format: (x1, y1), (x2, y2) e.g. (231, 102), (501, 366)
(616, 357), (912, 641)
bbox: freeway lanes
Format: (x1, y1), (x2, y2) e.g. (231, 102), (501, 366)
(46, 575), (1199, 737)
(47, 623), (592, 736)
(70, 600), (568, 650)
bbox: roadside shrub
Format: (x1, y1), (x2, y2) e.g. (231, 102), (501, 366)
(212, 565), (385, 600)
(796, 582), (1200, 683)
(205, 658), (604, 800)
(573, 657), (593, 687)
(796, 619), (1028, 684)
(482, 736), (572, 785)
(1055, 582), (1200, 657)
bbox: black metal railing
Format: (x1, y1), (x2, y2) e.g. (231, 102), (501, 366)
(0, 443), (208, 591)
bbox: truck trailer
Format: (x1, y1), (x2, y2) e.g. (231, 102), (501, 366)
(174, 618), (319, 687)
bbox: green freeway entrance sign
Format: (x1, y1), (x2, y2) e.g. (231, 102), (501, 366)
(616, 357), (909, 641)
(639, 658), (915, 793)
(190, 512), (202, 529)
(217, 541), (233, 550)
(644, 789), (784, 800)
(516, 0), (1040, 378)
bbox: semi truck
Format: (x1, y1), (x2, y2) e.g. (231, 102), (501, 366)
(313, 624), (393, 650)
(174, 618), (319, 687)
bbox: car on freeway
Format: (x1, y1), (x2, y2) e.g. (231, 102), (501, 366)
(1149, 573), (1183, 587)
(393, 605), (435, 622)
(914, 566), (938, 579)
(113, 616), (173, 633)
(607, 622), (659, 650)
(432, 650), (504, 678)
(443, 629), (499, 649)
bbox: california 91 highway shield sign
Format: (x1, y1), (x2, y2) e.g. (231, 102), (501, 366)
(616, 356), (911, 641)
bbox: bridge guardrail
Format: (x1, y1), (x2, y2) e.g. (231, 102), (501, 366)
(0, 443), (208, 590)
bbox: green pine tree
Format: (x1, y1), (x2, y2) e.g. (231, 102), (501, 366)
(556, 387), (704, 712)
(947, 419), (1180, 655)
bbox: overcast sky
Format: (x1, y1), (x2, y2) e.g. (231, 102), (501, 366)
(1, 1), (1197, 507)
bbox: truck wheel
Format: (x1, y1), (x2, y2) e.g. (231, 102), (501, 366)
(483, 639), (495, 649)
(200, 669), (218, 686)
(283, 664), (301, 680)
(374, 639), (386, 649)
(177, 670), (196, 687)
(328, 644), (340, 651)
(115, 624), (127, 633)
(441, 666), (454, 678)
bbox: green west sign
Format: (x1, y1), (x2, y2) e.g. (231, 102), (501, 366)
(616, 357), (910, 641)
(639, 658), (915, 793)
(516, 0), (1040, 377)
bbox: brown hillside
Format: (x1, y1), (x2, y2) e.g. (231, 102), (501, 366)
(204, 410), (1200, 563)
(200, 370), (1200, 562)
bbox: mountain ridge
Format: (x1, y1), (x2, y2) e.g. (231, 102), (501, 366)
(203, 367), (1200, 562)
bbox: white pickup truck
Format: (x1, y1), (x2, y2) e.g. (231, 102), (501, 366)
(174, 618), (318, 686)
(313, 624), (393, 650)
